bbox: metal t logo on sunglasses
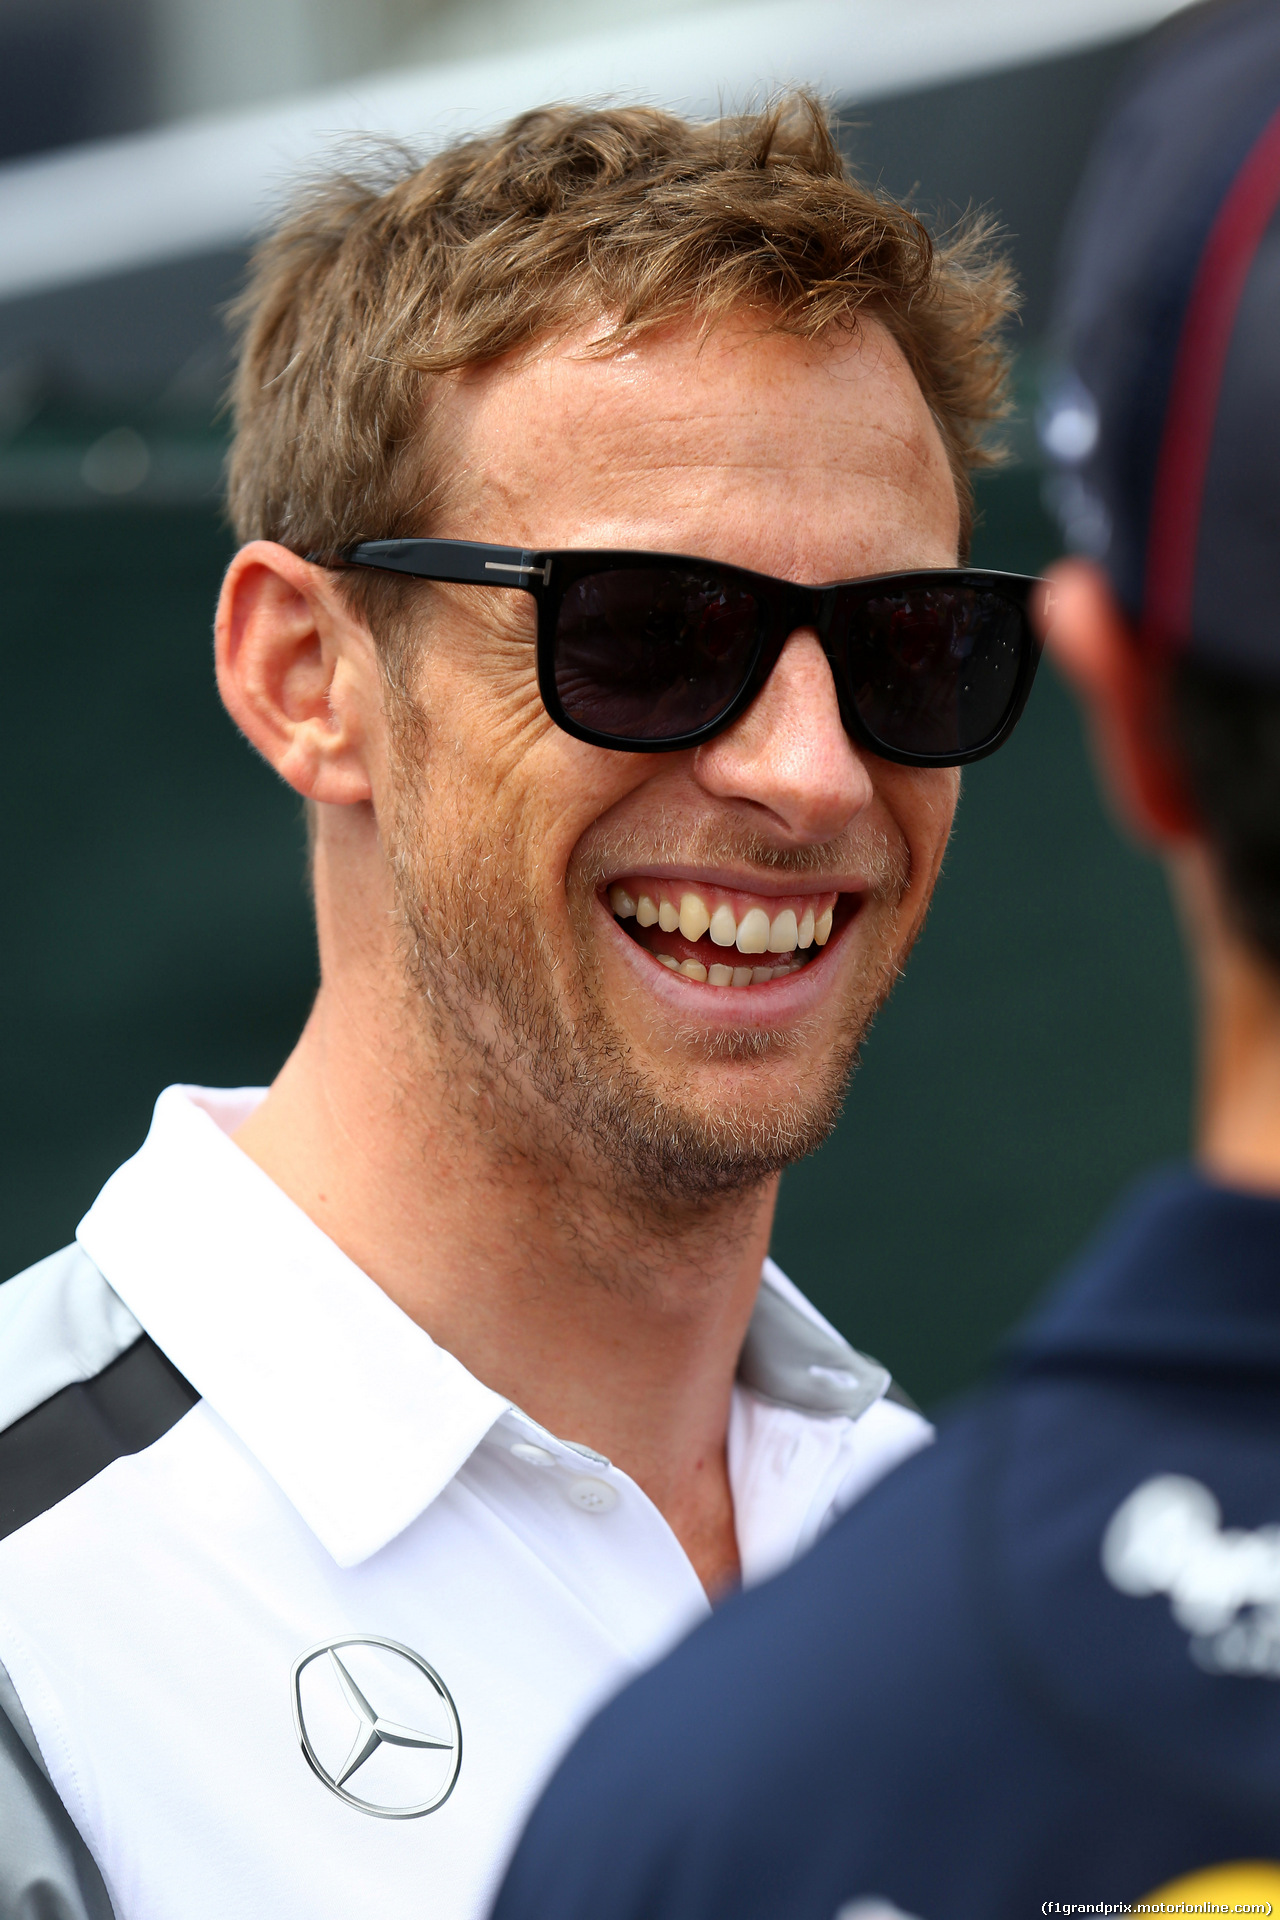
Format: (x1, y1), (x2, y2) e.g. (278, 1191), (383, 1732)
(313, 538), (1045, 767)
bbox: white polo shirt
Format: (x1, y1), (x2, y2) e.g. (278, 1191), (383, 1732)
(0, 1085), (930, 1920)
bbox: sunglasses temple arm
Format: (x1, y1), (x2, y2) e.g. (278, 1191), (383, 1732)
(314, 539), (551, 590)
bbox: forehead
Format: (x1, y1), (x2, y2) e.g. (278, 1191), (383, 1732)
(441, 311), (960, 578)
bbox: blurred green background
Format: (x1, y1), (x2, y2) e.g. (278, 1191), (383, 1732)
(0, 460), (1193, 1409)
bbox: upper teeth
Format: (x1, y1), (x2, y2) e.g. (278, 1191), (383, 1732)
(608, 884), (834, 954)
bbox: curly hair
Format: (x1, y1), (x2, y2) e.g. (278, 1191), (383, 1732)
(227, 92), (1016, 635)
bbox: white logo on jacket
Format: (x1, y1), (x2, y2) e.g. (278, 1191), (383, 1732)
(836, 1902), (924, 1919)
(1103, 1474), (1280, 1676)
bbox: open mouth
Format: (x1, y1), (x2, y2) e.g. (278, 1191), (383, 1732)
(605, 877), (855, 988)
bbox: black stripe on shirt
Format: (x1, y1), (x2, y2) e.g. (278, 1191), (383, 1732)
(0, 1335), (198, 1543)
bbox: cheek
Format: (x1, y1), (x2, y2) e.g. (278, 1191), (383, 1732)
(414, 657), (652, 904)
(390, 617), (658, 922)
(440, 647), (555, 785)
(884, 767), (961, 891)
(517, 745), (654, 907)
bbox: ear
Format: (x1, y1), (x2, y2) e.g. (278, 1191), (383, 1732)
(1039, 558), (1200, 845)
(214, 542), (377, 805)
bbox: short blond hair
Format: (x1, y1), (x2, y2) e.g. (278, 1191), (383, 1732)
(227, 93), (1015, 619)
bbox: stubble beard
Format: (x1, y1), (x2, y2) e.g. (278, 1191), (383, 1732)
(384, 740), (913, 1222)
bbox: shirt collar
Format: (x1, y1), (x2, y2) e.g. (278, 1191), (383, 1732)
(78, 1085), (508, 1568)
(78, 1085), (888, 1568)
(1010, 1163), (1280, 1380)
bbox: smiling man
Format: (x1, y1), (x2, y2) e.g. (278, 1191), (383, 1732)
(0, 98), (1031, 1920)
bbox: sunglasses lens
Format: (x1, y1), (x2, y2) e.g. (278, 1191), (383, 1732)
(842, 584), (1027, 758)
(553, 568), (764, 742)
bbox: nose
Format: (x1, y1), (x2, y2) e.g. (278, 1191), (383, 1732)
(692, 630), (874, 841)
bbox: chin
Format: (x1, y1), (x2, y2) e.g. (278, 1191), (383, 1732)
(586, 1051), (856, 1204)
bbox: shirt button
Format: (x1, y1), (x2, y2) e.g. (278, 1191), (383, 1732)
(566, 1477), (618, 1514)
(510, 1442), (557, 1468)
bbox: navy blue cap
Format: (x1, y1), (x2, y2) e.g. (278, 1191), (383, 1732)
(1042, 0), (1280, 679)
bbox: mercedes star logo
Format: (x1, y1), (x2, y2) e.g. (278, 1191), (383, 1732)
(291, 1635), (463, 1818)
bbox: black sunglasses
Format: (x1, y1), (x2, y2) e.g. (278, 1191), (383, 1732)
(314, 538), (1044, 767)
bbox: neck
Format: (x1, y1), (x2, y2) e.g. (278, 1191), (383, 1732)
(232, 836), (772, 1595)
(1177, 847), (1280, 1194)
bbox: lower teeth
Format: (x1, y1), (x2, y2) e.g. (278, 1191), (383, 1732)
(655, 953), (803, 986)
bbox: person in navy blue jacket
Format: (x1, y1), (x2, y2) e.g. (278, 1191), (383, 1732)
(489, 5), (1280, 1914)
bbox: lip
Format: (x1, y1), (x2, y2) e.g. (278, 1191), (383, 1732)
(598, 890), (857, 1029)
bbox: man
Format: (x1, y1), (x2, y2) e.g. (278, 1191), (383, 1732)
(0, 97), (1034, 1919)
(488, 8), (1280, 1919)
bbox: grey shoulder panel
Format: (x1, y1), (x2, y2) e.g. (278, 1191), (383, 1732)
(0, 1246), (142, 1434)
(0, 1245), (198, 1543)
(0, 1253), (190, 1913)
(739, 1275), (892, 1419)
(0, 1660), (115, 1919)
